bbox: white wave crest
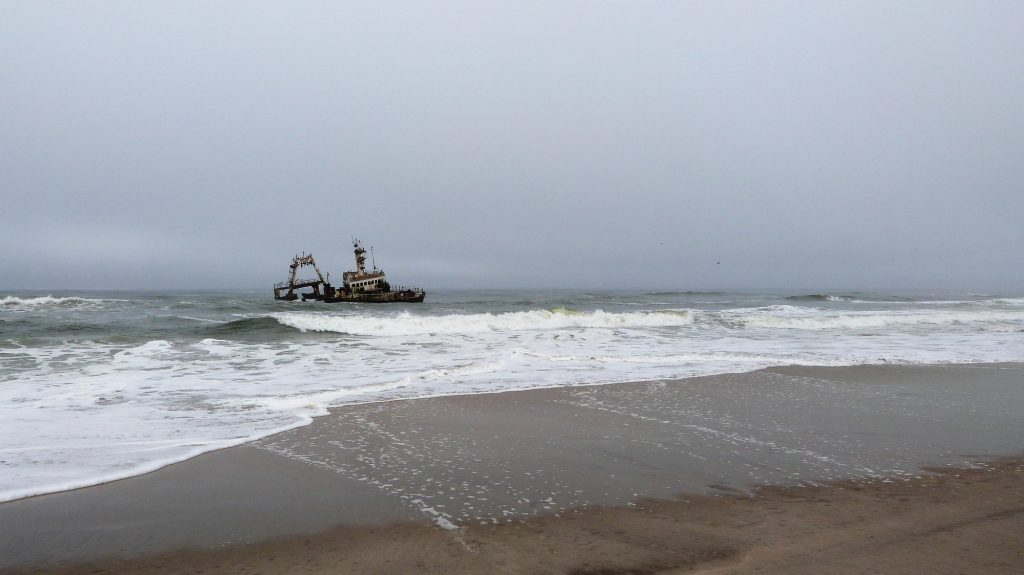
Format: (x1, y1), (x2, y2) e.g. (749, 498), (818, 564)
(991, 297), (1024, 305)
(0, 295), (123, 310)
(273, 308), (694, 336)
(726, 306), (1024, 330)
(539, 351), (786, 364)
(1, 295), (88, 308)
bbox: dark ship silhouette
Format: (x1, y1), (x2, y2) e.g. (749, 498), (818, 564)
(273, 240), (425, 303)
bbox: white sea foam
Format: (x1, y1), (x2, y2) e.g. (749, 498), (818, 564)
(539, 352), (789, 365)
(273, 308), (694, 336)
(992, 297), (1024, 305)
(1, 295), (89, 308)
(274, 306), (1022, 337)
(2, 293), (1022, 504)
(0, 295), (129, 314)
(721, 306), (1024, 331)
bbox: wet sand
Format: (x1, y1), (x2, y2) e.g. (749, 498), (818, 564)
(8, 458), (1023, 574)
(2, 363), (1023, 573)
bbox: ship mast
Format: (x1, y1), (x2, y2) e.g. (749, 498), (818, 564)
(352, 238), (367, 275)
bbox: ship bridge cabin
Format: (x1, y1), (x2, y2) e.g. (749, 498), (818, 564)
(342, 240), (391, 293)
(343, 271), (389, 293)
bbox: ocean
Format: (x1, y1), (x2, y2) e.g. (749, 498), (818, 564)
(1, 289), (1022, 503)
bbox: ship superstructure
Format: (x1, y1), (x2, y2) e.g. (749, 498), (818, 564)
(342, 241), (389, 294)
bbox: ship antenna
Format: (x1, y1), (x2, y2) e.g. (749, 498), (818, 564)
(371, 246), (376, 270)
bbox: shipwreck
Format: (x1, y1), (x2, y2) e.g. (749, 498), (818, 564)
(273, 240), (426, 303)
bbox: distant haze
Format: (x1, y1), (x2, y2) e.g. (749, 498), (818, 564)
(2, 1), (1022, 290)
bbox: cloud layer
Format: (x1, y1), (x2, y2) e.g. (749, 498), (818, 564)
(2, 2), (1021, 289)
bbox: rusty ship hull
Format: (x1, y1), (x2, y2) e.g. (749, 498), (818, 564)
(324, 289), (425, 303)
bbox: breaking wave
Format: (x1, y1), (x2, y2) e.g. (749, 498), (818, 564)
(992, 297), (1024, 305)
(785, 294), (856, 302)
(272, 305), (1023, 336)
(274, 308), (694, 336)
(197, 316), (301, 339)
(784, 293), (1024, 305)
(1, 295), (92, 308)
(724, 306), (1024, 330)
(645, 291), (726, 296)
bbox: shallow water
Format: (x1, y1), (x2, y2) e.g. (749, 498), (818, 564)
(1, 289), (1022, 502)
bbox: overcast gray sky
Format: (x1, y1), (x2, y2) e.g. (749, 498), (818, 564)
(2, 1), (1022, 290)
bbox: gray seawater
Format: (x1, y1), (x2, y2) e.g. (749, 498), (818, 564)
(1, 289), (1022, 503)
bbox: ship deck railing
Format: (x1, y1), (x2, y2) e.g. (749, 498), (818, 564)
(346, 285), (423, 293)
(388, 285), (424, 293)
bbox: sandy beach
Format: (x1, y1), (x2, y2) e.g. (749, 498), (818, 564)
(6, 0), (1022, 570)
(2, 363), (1022, 574)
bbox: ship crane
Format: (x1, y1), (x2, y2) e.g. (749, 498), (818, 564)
(273, 253), (329, 301)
